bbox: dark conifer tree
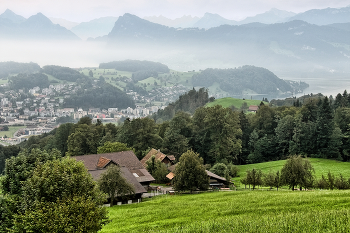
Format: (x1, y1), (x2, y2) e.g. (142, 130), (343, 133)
(316, 97), (335, 157)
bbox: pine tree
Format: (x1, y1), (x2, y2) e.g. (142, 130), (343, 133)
(316, 97), (336, 157)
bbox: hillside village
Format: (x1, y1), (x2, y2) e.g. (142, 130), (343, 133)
(0, 81), (173, 144)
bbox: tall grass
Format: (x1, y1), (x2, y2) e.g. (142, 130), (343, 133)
(100, 190), (350, 232)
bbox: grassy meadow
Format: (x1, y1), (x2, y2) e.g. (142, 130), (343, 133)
(206, 97), (267, 109)
(100, 190), (350, 232)
(236, 158), (350, 180)
(0, 126), (26, 138)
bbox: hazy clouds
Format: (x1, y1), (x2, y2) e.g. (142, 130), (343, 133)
(1, 0), (349, 22)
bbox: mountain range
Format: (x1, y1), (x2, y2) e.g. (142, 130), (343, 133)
(105, 13), (350, 73)
(1, 6), (350, 40)
(0, 9), (79, 40)
(145, 9), (296, 29)
(289, 6), (350, 25)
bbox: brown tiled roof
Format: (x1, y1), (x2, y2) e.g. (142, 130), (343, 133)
(166, 172), (175, 180)
(96, 157), (111, 169)
(248, 105), (259, 111)
(140, 148), (158, 167)
(140, 148), (173, 168)
(89, 167), (146, 194)
(74, 151), (154, 183)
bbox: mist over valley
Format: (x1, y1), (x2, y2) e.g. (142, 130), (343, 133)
(0, 5), (350, 100)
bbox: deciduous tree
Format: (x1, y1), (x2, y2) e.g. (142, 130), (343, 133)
(98, 164), (134, 206)
(13, 157), (108, 232)
(281, 155), (314, 191)
(97, 141), (131, 154)
(173, 150), (209, 193)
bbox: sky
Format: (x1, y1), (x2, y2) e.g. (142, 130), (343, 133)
(1, 0), (350, 22)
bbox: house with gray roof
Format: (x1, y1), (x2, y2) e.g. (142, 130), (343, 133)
(74, 151), (155, 203)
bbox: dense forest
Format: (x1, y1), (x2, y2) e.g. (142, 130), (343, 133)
(0, 62), (40, 79)
(132, 70), (159, 82)
(42, 65), (86, 82)
(192, 66), (293, 95)
(99, 60), (170, 73)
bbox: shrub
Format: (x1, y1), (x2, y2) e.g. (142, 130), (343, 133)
(209, 163), (227, 177)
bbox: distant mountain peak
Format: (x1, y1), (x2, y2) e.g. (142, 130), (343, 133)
(25, 12), (54, 27)
(203, 12), (226, 19)
(0, 9), (26, 23)
(193, 12), (236, 29)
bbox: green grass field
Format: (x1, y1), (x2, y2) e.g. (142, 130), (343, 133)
(0, 126), (26, 138)
(236, 158), (350, 180)
(100, 190), (350, 232)
(206, 97), (267, 109)
(0, 78), (8, 85)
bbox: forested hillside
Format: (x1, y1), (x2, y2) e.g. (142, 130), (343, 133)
(152, 87), (214, 121)
(0, 61), (40, 79)
(192, 66), (294, 95)
(42, 65), (86, 82)
(9, 73), (50, 90)
(99, 60), (169, 73)
(42, 65), (136, 109)
(64, 82), (135, 109)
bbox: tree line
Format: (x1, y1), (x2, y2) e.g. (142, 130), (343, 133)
(240, 155), (350, 191)
(2, 89), (350, 175)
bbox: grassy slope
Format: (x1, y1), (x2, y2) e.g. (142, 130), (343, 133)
(236, 158), (350, 179)
(101, 190), (350, 232)
(206, 97), (266, 109)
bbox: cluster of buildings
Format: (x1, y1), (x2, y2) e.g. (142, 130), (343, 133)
(0, 80), (168, 124)
(74, 148), (231, 205)
(128, 84), (189, 103)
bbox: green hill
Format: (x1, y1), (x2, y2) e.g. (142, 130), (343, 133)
(101, 190), (350, 232)
(236, 158), (350, 179)
(206, 97), (266, 109)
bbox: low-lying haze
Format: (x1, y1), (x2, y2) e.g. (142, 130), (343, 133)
(1, 0), (349, 22)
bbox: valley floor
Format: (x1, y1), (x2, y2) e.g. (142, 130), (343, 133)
(100, 190), (350, 232)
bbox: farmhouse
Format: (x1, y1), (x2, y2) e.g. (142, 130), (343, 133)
(248, 105), (259, 113)
(74, 151), (155, 202)
(140, 148), (175, 168)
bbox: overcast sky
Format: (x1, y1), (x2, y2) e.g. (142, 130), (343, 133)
(1, 0), (350, 22)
